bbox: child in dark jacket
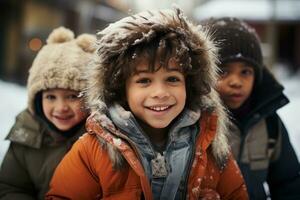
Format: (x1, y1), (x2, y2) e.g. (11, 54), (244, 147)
(203, 17), (300, 199)
(46, 8), (248, 200)
(0, 27), (96, 199)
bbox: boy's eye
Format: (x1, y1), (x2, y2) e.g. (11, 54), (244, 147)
(45, 94), (56, 100)
(136, 78), (151, 84)
(241, 68), (254, 76)
(166, 76), (180, 83)
(67, 94), (79, 100)
(219, 69), (228, 77)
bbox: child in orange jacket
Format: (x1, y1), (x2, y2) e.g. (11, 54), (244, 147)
(46, 8), (248, 200)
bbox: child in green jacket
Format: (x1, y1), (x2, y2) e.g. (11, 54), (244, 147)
(0, 27), (96, 199)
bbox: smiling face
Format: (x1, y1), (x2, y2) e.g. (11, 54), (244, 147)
(125, 57), (186, 130)
(217, 61), (255, 109)
(42, 88), (88, 131)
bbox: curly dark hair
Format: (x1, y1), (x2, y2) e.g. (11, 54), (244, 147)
(101, 31), (212, 111)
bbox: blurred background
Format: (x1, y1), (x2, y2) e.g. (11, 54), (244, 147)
(0, 0), (300, 84)
(0, 0), (300, 163)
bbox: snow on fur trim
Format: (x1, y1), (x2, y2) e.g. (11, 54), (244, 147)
(27, 27), (96, 114)
(86, 7), (230, 165)
(87, 7), (219, 112)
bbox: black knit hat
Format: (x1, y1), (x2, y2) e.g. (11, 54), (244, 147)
(202, 17), (263, 84)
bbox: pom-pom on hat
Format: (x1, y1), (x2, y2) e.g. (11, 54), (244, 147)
(202, 17), (263, 83)
(27, 26), (96, 114)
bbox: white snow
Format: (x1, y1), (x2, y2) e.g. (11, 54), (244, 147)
(0, 80), (27, 164)
(0, 68), (299, 164)
(274, 66), (300, 160)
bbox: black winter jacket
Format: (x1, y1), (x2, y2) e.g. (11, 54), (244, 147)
(227, 68), (300, 200)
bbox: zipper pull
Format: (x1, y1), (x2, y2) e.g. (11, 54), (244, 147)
(151, 152), (168, 178)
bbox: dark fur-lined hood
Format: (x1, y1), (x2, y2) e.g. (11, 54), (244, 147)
(84, 7), (230, 165)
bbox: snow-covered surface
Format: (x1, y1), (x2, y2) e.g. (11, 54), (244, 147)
(0, 80), (27, 164)
(0, 68), (299, 164)
(193, 0), (300, 21)
(274, 67), (300, 160)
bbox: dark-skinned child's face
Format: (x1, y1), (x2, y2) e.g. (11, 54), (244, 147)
(217, 61), (255, 109)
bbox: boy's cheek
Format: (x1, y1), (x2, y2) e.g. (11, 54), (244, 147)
(215, 82), (224, 94)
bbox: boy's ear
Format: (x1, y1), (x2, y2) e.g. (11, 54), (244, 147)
(251, 64), (262, 88)
(34, 91), (44, 117)
(119, 91), (129, 109)
(121, 101), (130, 111)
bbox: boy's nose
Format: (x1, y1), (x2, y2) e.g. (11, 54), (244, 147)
(56, 101), (70, 112)
(151, 83), (170, 99)
(228, 76), (242, 88)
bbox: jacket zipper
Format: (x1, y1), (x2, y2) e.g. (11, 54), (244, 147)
(181, 132), (197, 199)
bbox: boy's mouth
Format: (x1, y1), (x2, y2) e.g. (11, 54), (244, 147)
(228, 93), (244, 101)
(53, 115), (73, 121)
(147, 105), (171, 112)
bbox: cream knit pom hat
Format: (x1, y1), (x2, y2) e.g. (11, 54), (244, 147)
(27, 26), (96, 114)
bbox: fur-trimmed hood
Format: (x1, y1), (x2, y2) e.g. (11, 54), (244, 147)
(85, 7), (230, 165)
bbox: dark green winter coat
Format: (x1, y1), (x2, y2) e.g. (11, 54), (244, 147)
(0, 109), (85, 200)
(227, 68), (300, 200)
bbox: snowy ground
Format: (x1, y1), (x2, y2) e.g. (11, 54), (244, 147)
(274, 67), (300, 160)
(0, 80), (27, 164)
(0, 67), (299, 164)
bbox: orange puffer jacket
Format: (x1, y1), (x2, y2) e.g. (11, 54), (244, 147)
(46, 112), (248, 200)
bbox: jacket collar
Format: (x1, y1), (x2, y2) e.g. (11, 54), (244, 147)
(6, 109), (85, 149)
(86, 107), (228, 168)
(252, 68), (288, 112)
(107, 103), (201, 141)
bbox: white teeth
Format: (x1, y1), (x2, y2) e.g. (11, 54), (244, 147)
(150, 106), (169, 111)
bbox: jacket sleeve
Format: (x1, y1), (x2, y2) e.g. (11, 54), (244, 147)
(267, 116), (300, 199)
(217, 154), (249, 200)
(0, 143), (36, 200)
(46, 134), (102, 200)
